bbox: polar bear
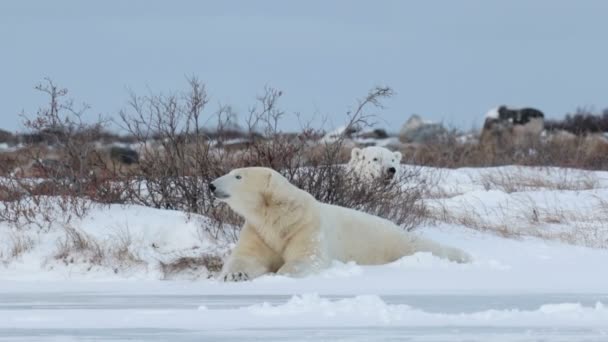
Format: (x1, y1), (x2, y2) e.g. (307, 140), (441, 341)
(209, 167), (470, 281)
(347, 146), (402, 182)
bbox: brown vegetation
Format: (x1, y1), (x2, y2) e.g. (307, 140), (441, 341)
(401, 131), (608, 170)
(1, 78), (607, 254)
(0, 79), (428, 247)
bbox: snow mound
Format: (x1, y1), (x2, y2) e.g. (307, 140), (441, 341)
(247, 294), (608, 327)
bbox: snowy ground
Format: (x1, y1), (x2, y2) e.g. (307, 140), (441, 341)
(1, 290), (607, 341)
(1, 166), (608, 341)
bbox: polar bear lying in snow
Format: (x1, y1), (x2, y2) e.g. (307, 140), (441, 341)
(347, 146), (402, 182)
(210, 167), (470, 281)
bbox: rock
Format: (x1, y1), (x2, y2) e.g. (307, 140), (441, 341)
(399, 115), (447, 144)
(109, 146), (139, 165)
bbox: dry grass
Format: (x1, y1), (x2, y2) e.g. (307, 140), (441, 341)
(402, 132), (608, 170)
(54, 225), (147, 274)
(10, 234), (35, 258)
(105, 226), (146, 274)
(428, 194), (608, 248)
(479, 168), (600, 193)
(55, 226), (105, 267)
(428, 200), (524, 239)
(0, 233), (35, 264)
(159, 254), (224, 280)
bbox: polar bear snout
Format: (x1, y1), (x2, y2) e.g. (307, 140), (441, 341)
(209, 180), (230, 200)
(382, 167), (397, 181)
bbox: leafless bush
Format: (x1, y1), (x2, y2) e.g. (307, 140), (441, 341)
(233, 85), (427, 230)
(1, 79), (429, 242)
(116, 77), (241, 239)
(0, 78), (111, 230)
(0, 183), (92, 231)
(21, 79), (108, 195)
(116, 81), (427, 236)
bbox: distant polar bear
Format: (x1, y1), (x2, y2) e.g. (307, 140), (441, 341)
(348, 146), (402, 182)
(209, 167), (470, 281)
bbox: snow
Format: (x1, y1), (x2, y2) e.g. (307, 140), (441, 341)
(485, 105), (524, 119)
(485, 107), (500, 119)
(319, 125), (350, 143)
(1, 224), (607, 294)
(249, 295), (608, 328)
(0, 290), (607, 341)
(0, 143), (22, 153)
(1, 165), (608, 340)
(2, 294), (607, 330)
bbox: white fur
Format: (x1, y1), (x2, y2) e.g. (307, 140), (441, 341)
(211, 167), (471, 281)
(347, 146), (402, 182)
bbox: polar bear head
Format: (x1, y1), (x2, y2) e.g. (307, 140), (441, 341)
(348, 146), (402, 182)
(209, 167), (297, 217)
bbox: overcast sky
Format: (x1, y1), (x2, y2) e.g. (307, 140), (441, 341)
(1, 0), (607, 133)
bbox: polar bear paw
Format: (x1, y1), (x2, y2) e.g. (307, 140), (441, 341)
(222, 271), (250, 282)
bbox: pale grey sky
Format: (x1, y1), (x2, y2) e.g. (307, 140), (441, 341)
(1, 0), (607, 132)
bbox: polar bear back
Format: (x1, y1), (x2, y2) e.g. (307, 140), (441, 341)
(318, 202), (415, 265)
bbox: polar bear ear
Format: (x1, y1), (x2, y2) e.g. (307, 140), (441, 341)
(351, 148), (362, 160)
(393, 151), (402, 162)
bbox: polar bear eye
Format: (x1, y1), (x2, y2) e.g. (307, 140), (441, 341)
(373, 158), (378, 162)
(235, 175), (242, 180)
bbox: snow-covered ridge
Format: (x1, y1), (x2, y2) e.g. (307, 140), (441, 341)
(2, 164), (608, 340)
(1, 165), (608, 286)
(247, 294), (608, 328)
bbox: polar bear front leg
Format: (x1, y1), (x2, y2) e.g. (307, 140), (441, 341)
(221, 223), (282, 281)
(277, 233), (329, 277)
